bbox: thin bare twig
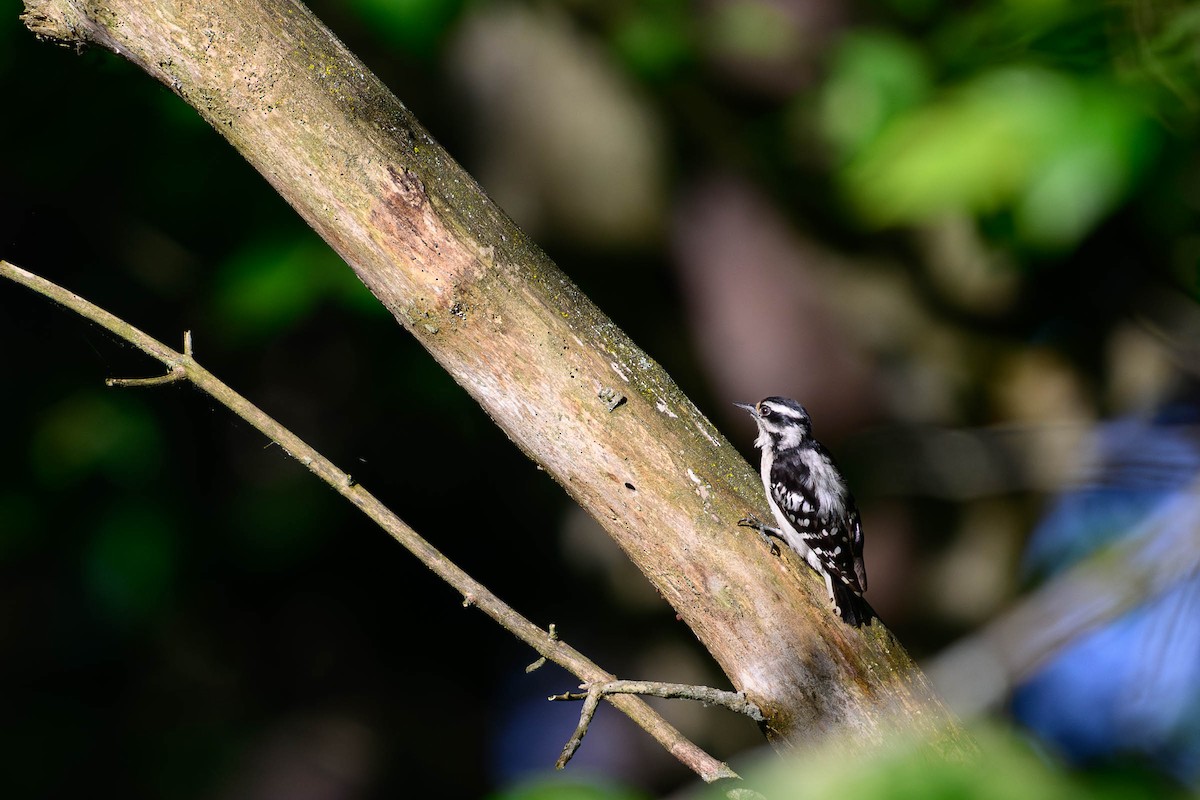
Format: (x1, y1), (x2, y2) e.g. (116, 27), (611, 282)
(106, 368), (186, 387)
(0, 259), (739, 784)
(555, 683), (605, 769)
(552, 680), (764, 720)
(549, 679), (764, 769)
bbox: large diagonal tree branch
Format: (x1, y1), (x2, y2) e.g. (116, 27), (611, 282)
(20, 0), (965, 751)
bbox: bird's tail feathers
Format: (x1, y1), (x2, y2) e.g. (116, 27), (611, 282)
(834, 583), (876, 628)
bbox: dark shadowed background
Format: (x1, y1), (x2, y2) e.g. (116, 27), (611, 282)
(4, 1), (1200, 798)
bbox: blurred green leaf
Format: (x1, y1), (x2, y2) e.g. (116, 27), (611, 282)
(85, 503), (177, 626)
(838, 66), (1158, 250)
(487, 776), (649, 800)
(213, 240), (326, 337)
(349, 0), (465, 58)
(818, 31), (932, 161)
(700, 724), (1183, 800)
(212, 236), (381, 341)
(30, 394), (163, 486)
(612, 2), (694, 80)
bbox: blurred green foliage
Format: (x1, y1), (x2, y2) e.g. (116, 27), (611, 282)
(85, 503), (178, 628)
(488, 776), (650, 800)
(818, 32), (932, 161)
(835, 64), (1156, 250)
(610, 2), (694, 80)
(700, 724), (1186, 800)
(212, 235), (383, 342)
(31, 394), (163, 486)
(352, 0), (466, 58)
(496, 723), (1189, 800)
(812, 1), (1187, 254)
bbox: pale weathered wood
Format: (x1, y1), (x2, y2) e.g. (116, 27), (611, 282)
(21, 0), (967, 752)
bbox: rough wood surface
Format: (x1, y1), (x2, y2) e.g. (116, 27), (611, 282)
(21, 0), (967, 751)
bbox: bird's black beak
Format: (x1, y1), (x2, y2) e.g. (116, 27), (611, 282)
(733, 402), (757, 416)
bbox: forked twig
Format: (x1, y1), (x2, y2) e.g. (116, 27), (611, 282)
(550, 679), (764, 769)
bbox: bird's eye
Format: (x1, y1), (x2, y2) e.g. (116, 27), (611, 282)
(758, 405), (771, 418)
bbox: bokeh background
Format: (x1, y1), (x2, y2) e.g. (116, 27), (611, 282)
(4, 1), (1200, 798)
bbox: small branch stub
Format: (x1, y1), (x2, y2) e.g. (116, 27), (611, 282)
(106, 331), (193, 387)
(525, 622), (560, 672)
(106, 366), (185, 388)
(597, 387), (626, 412)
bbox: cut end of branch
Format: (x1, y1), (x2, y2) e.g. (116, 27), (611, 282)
(21, 1), (92, 46)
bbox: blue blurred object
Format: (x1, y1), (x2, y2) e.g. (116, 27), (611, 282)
(1012, 402), (1200, 783)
